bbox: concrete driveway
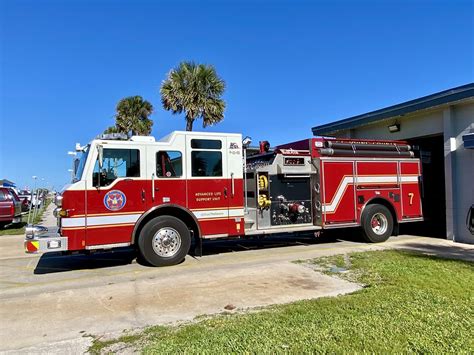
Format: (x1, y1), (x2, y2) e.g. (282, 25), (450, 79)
(1, 207), (472, 353)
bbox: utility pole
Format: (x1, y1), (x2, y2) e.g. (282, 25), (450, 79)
(27, 176), (37, 225)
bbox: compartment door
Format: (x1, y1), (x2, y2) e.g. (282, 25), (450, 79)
(226, 137), (245, 236)
(322, 160), (356, 224)
(400, 161), (423, 218)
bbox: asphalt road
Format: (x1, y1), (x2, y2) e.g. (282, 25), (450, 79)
(0, 205), (472, 353)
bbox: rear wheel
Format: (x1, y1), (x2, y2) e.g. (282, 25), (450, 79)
(138, 215), (191, 266)
(361, 204), (393, 243)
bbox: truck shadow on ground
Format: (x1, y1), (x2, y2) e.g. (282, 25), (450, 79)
(33, 249), (137, 274)
(196, 230), (349, 257)
(33, 230), (360, 274)
(395, 242), (474, 262)
(32, 225), (472, 274)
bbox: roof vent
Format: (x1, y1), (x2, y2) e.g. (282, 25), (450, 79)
(130, 136), (156, 142)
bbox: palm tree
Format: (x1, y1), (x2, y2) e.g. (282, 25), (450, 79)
(160, 62), (226, 131)
(104, 96), (154, 137)
(104, 125), (120, 134)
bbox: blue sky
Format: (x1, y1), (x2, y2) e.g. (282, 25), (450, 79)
(1, 0), (473, 190)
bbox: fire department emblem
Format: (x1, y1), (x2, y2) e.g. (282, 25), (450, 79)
(104, 190), (126, 211)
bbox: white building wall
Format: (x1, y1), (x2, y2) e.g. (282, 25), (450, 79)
(452, 103), (474, 243)
(349, 109), (444, 140)
(335, 101), (474, 244)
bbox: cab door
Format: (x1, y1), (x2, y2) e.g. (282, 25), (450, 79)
(185, 135), (230, 237)
(145, 146), (186, 209)
(86, 145), (147, 246)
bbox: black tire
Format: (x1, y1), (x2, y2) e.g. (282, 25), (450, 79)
(138, 215), (191, 267)
(361, 204), (393, 243)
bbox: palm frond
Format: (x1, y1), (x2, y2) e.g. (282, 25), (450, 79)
(160, 61), (226, 131)
(109, 96), (154, 137)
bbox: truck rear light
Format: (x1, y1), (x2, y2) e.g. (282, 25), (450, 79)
(25, 240), (39, 253)
(47, 240), (61, 249)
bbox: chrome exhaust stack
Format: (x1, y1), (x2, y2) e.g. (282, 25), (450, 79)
(25, 224), (49, 239)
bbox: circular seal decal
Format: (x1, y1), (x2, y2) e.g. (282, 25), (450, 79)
(104, 190), (126, 211)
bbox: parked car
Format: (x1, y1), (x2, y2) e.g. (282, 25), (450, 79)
(17, 190), (32, 212)
(0, 188), (22, 228)
(18, 190), (44, 210)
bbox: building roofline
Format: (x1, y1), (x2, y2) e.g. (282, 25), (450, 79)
(312, 83), (474, 136)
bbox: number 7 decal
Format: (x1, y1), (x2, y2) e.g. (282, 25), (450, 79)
(408, 192), (414, 205)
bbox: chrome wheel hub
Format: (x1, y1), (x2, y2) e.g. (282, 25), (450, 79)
(152, 227), (181, 257)
(370, 213), (388, 235)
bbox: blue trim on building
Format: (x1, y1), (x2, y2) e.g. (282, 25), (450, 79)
(0, 179), (16, 188)
(312, 83), (474, 136)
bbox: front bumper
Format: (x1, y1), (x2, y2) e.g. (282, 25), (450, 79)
(24, 225), (68, 254)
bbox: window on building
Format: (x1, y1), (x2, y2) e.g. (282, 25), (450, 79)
(93, 148), (140, 186)
(156, 151), (182, 177)
(191, 151), (222, 177)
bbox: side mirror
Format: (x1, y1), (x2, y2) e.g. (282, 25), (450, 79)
(97, 145), (104, 170)
(73, 158), (79, 179)
(92, 172), (100, 188)
(93, 169), (107, 188)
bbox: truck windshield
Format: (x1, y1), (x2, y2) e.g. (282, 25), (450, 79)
(73, 145), (90, 182)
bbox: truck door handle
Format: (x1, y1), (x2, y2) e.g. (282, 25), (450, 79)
(151, 173), (155, 201)
(224, 187), (228, 198)
(141, 189), (145, 202)
(230, 173), (235, 197)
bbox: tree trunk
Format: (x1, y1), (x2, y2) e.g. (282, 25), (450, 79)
(186, 118), (194, 131)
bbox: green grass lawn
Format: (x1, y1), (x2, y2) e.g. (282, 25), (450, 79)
(0, 199), (51, 236)
(91, 250), (474, 354)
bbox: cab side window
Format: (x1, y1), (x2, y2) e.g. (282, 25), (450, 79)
(93, 148), (140, 187)
(190, 139), (222, 177)
(156, 151), (182, 177)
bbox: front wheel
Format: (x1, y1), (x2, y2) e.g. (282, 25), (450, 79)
(138, 216), (191, 266)
(361, 204), (394, 243)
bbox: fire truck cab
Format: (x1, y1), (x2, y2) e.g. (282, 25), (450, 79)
(25, 131), (423, 267)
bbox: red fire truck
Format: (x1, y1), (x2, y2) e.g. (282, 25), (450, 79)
(25, 131), (423, 266)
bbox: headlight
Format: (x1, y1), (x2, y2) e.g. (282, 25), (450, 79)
(54, 195), (63, 207)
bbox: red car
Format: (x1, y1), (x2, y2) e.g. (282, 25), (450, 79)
(0, 187), (22, 228)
